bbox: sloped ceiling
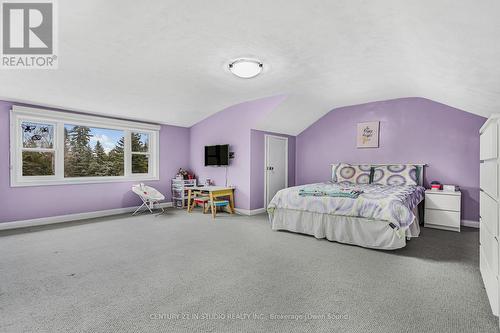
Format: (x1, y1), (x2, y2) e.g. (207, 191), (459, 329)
(0, 0), (499, 135)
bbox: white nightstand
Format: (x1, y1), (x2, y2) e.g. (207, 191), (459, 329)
(424, 189), (461, 232)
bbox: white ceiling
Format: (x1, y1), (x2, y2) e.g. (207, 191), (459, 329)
(1, 0), (499, 135)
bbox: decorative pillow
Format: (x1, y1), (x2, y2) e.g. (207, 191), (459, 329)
(335, 163), (372, 184)
(331, 163), (341, 182)
(371, 164), (418, 186)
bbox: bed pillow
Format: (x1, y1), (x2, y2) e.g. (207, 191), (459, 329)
(371, 164), (418, 186)
(335, 163), (372, 184)
(331, 163), (341, 182)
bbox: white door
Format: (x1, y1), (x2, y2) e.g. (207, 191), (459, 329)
(265, 135), (288, 206)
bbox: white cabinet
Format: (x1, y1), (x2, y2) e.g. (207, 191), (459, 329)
(171, 179), (196, 208)
(424, 190), (461, 232)
(479, 115), (500, 318)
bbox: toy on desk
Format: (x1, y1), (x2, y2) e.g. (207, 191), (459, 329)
(176, 168), (195, 180)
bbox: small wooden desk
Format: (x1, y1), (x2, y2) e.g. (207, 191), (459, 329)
(187, 186), (235, 218)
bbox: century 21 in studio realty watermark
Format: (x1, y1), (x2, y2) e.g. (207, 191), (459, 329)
(1, 0), (58, 69)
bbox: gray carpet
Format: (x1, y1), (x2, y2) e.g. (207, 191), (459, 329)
(0, 210), (498, 333)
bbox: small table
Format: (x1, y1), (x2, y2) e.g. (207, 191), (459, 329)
(187, 186), (235, 218)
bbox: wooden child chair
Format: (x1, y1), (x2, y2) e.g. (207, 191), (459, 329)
(210, 199), (230, 218)
(190, 193), (210, 213)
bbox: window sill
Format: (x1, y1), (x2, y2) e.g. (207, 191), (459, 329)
(11, 175), (160, 187)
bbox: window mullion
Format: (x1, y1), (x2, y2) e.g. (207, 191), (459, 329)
(14, 116), (22, 184)
(21, 147), (56, 153)
(124, 130), (131, 177)
(153, 131), (158, 177)
(55, 122), (65, 179)
(148, 150), (152, 176)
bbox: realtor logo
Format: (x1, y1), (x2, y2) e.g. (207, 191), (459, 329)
(1, 0), (58, 69)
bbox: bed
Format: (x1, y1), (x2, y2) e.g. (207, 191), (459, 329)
(267, 163), (426, 250)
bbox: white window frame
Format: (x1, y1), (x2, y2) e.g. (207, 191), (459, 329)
(130, 131), (152, 176)
(10, 106), (160, 187)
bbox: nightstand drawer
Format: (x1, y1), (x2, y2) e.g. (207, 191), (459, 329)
(425, 209), (460, 230)
(425, 193), (460, 211)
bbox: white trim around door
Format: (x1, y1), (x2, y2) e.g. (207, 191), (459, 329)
(264, 134), (288, 207)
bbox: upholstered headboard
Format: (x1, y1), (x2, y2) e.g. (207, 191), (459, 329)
(330, 163), (426, 186)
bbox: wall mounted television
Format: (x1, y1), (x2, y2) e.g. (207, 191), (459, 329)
(205, 144), (229, 166)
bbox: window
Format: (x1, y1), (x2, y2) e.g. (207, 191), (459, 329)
(64, 125), (125, 177)
(131, 132), (149, 174)
(21, 121), (55, 176)
(11, 106), (160, 186)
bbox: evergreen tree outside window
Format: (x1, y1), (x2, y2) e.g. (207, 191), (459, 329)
(64, 125), (125, 177)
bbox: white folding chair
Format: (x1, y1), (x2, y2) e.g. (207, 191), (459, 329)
(132, 184), (166, 215)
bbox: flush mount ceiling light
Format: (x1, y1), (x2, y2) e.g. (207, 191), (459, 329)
(228, 58), (263, 78)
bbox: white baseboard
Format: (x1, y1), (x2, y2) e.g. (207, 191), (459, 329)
(0, 202), (173, 231)
(5, 206), (470, 230)
(235, 208), (267, 216)
(461, 219), (479, 228)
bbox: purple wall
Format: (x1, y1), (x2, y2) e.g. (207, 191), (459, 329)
(0, 101), (190, 223)
(250, 130), (295, 210)
(189, 95), (287, 210)
(1, 96), (486, 222)
(296, 97), (486, 221)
